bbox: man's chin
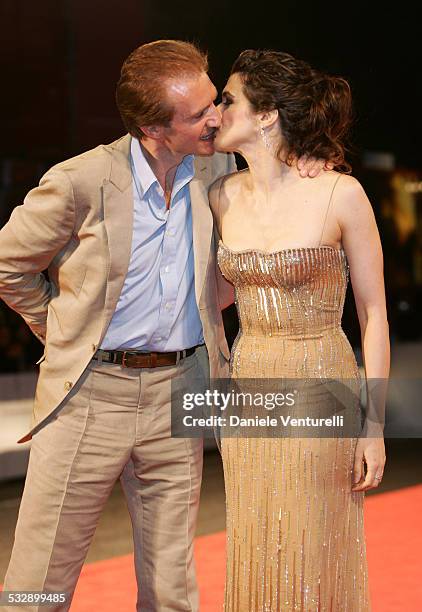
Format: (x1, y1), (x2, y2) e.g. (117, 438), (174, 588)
(196, 140), (216, 156)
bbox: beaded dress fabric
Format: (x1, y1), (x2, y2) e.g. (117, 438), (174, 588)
(217, 178), (371, 611)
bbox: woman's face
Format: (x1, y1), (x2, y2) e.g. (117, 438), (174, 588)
(214, 73), (259, 153)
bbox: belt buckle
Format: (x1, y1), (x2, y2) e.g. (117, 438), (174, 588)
(122, 351), (141, 368)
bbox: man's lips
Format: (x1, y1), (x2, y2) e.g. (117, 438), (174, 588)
(199, 130), (217, 141)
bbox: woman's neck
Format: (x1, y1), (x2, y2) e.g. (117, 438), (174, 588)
(240, 145), (301, 195)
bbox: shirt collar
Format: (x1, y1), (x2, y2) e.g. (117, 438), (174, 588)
(172, 153), (195, 198)
(130, 137), (159, 198)
(130, 136), (195, 200)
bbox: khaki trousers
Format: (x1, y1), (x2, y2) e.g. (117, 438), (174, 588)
(2, 351), (204, 611)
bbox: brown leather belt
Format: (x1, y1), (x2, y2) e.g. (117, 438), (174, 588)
(93, 345), (202, 368)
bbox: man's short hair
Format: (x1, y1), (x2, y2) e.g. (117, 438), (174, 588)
(116, 40), (208, 140)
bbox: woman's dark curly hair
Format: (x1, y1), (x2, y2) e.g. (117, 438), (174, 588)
(231, 50), (353, 172)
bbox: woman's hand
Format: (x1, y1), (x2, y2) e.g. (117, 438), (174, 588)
(351, 435), (386, 492)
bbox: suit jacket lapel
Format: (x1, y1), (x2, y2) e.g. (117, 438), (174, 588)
(190, 158), (214, 307)
(100, 135), (134, 340)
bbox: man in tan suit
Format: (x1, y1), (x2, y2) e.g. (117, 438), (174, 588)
(0, 40), (234, 611)
(0, 40), (321, 610)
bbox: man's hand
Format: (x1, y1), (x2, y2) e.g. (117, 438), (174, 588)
(297, 156), (334, 178)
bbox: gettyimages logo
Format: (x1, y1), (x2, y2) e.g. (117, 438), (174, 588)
(182, 388), (296, 411)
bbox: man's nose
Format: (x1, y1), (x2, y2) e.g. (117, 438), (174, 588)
(208, 103), (222, 127)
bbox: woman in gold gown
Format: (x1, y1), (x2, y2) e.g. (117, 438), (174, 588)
(210, 50), (389, 611)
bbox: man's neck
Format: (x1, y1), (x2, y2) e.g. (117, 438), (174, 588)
(139, 138), (185, 200)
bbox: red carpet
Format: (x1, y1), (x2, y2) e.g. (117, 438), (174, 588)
(68, 484), (422, 611)
(2, 485), (421, 610)
(365, 484), (422, 611)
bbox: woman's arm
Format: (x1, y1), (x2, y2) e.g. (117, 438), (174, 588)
(336, 175), (389, 491)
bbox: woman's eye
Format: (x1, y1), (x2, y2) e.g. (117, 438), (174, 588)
(222, 99), (232, 106)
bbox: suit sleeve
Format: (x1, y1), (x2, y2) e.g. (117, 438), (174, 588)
(0, 168), (75, 343)
(211, 154), (237, 311)
(214, 225), (235, 311)
(227, 152), (238, 174)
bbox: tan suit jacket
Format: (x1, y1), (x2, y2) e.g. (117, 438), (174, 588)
(0, 134), (236, 442)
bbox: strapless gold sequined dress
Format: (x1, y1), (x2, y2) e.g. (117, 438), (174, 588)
(217, 241), (371, 612)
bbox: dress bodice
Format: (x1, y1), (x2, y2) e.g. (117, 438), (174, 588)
(217, 240), (350, 340)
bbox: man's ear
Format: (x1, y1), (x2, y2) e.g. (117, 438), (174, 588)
(259, 109), (279, 130)
(139, 124), (165, 140)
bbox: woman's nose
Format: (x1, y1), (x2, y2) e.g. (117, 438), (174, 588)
(208, 103), (222, 126)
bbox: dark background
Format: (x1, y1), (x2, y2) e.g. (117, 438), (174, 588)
(1, 1), (421, 165)
(1, 0), (421, 370)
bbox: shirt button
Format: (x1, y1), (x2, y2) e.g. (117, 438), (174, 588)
(166, 228), (175, 236)
(156, 336), (162, 341)
(64, 381), (73, 391)
(163, 266), (170, 273)
(165, 302), (172, 310)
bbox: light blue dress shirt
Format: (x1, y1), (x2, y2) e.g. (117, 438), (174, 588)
(100, 137), (204, 351)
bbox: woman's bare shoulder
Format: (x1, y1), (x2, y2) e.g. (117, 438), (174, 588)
(321, 171), (364, 196)
(328, 172), (374, 230)
(209, 168), (249, 213)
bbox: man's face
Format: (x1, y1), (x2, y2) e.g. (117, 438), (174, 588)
(160, 72), (221, 156)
